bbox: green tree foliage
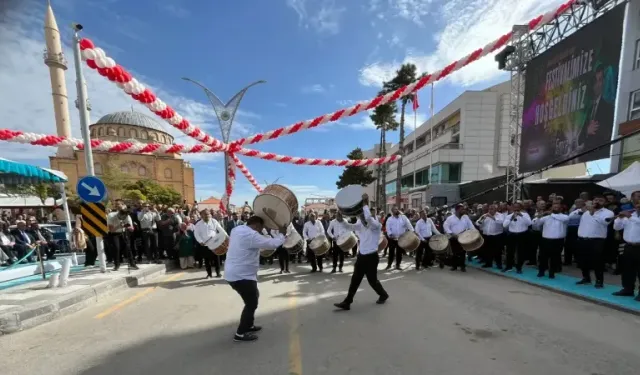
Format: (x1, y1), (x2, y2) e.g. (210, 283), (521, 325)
(122, 179), (182, 206)
(101, 160), (130, 199)
(336, 148), (376, 189)
(370, 99), (398, 208)
(121, 189), (147, 203)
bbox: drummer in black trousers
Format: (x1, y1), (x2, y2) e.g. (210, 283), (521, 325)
(414, 210), (441, 269)
(303, 213), (325, 272)
(327, 212), (350, 273)
(385, 207), (414, 270)
(443, 204), (475, 272)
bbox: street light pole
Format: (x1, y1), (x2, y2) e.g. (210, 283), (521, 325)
(182, 78), (265, 213)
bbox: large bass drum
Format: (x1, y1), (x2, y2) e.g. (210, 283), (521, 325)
(378, 234), (388, 253)
(398, 231), (420, 252)
(283, 231), (304, 255)
(207, 231), (229, 256)
(457, 229), (484, 252)
(253, 184), (299, 230)
(260, 233), (277, 258)
(309, 234), (331, 256)
(429, 234), (451, 255)
(335, 185), (364, 217)
(336, 231), (357, 253)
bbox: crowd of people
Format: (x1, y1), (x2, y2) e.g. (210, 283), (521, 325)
(0, 214), (59, 266)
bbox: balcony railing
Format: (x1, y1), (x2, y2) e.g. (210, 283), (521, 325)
(43, 50), (68, 68)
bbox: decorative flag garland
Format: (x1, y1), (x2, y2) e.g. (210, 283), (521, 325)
(230, 153), (263, 193)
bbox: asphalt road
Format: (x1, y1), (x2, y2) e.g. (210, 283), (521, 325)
(1, 258), (639, 375)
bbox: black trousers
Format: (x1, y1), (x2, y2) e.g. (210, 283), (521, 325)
(387, 239), (402, 268)
(577, 237), (605, 283)
(538, 238), (564, 275)
(306, 240), (323, 271)
(343, 252), (388, 304)
(450, 238), (466, 270)
(228, 279), (259, 335)
(277, 247), (289, 271)
(415, 240), (432, 269)
(332, 242), (345, 270)
(200, 244), (220, 277)
(141, 230), (159, 261)
(506, 232), (527, 271)
(84, 237), (97, 266)
(161, 234), (176, 259)
(483, 234), (503, 268)
(527, 231), (541, 264)
(621, 243), (640, 292)
(564, 226), (579, 264)
(108, 233), (135, 267)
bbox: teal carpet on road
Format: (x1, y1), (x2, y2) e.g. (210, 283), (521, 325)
(467, 261), (640, 313)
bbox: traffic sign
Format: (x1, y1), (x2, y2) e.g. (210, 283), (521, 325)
(80, 202), (108, 237)
(77, 176), (107, 203)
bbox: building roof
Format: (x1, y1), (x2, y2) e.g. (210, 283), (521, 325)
(95, 111), (166, 132)
(199, 196), (221, 205)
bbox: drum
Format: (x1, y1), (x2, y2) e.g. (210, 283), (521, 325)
(283, 231), (304, 255)
(207, 231), (229, 256)
(309, 234), (331, 256)
(253, 184), (299, 230)
(457, 229), (484, 252)
(336, 232), (357, 253)
(378, 233), (388, 253)
(429, 234), (451, 254)
(335, 185), (364, 217)
(398, 231), (420, 252)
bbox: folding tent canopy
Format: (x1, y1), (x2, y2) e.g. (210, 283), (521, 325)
(597, 161), (640, 198)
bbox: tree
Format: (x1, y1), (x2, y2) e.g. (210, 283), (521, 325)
(370, 98), (398, 209)
(336, 148), (376, 189)
(121, 189), (147, 203)
(382, 63), (417, 209)
(101, 160), (130, 199)
(122, 179), (182, 206)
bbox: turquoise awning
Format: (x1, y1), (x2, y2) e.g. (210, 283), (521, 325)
(0, 158), (68, 184)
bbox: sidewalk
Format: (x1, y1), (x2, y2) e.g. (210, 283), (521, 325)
(467, 260), (640, 316)
(0, 263), (172, 335)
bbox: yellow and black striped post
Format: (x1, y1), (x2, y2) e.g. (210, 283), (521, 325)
(80, 202), (108, 237)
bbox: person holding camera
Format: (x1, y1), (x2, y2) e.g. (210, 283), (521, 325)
(138, 203), (161, 263)
(107, 199), (138, 271)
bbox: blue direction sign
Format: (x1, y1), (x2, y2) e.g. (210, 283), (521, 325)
(76, 176), (107, 203)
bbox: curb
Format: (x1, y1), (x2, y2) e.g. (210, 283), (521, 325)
(0, 263), (175, 335)
(469, 264), (640, 317)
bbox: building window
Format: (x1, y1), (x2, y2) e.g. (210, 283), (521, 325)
(138, 166), (147, 176)
(411, 197), (422, 209)
(150, 132), (158, 141)
(121, 164), (129, 174)
(129, 129), (138, 138)
(164, 168), (172, 179)
(416, 136), (426, 149)
(401, 174), (414, 190)
(118, 127), (126, 137)
(94, 162), (103, 175)
(635, 39), (640, 70)
(161, 135), (167, 144)
(630, 90), (640, 121)
(107, 127), (116, 136)
(385, 181), (396, 195)
(90, 129), (96, 137)
(141, 131), (148, 140)
(440, 163), (462, 183)
(98, 127), (104, 136)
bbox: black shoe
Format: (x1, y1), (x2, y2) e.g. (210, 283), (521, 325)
(234, 333), (258, 342)
(385, 265), (392, 270)
(439, 263), (445, 269)
(310, 269), (317, 273)
(501, 267), (511, 273)
(395, 266), (401, 271)
(334, 302), (350, 310)
(450, 267), (457, 271)
(113, 266), (120, 271)
(549, 273), (555, 279)
(338, 269), (343, 272)
(482, 264), (492, 268)
(216, 274), (221, 278)
(248, 325), (262, 332)
(376, 295), (389, 304)
(285, 270), (290, 273)
(537, 272), (544, 278)
(576, 279), (591, 285)
(460, 268), (466, 273)
(205, 275), (212, 279)
(635, 294), (640, 302)
(612, 289), (635, 297)
(129, 264), (139, 270)
(330, 269), (336, 273)
(516, 269), (523, 274)
(594, 282), (604, 289)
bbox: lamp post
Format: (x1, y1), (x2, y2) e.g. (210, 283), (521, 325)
(182, 78), (265, 213)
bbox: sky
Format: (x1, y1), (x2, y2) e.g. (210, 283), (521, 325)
(0, 0), (609, 206)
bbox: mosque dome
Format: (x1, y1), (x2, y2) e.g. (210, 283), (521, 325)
(89, 110), (174, 145)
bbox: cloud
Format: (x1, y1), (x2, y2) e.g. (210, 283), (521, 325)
(361, 0), (564, 87)
(390, 0), (433, 26)
(286, 0), (345, 35)
(160, 2), (191, 18)
(286, 0), (308, 23)
(301, 84), (326, 94)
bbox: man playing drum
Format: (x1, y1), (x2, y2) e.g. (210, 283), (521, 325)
(193, 209), (225, 279)
(385, 207), (414, 270)
(303, 213), (326, 272)
(327, 211), (352, 273)
(414, 210), (441, 270)
(334, 194), (389, 310)
(443, 204), (475, 272)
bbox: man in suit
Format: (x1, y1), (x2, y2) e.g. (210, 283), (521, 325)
(226, 213), (243, 234)
(27, 219), (58, 260)
(11, 221), (37, 262)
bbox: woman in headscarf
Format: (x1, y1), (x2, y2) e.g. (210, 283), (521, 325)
(176, 222), (195, 269)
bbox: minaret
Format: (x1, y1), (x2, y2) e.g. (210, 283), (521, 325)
(44, 0), (73, 157)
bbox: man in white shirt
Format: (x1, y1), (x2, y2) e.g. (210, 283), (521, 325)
(303, 213), (326, 272)
(194, 209), (226, 278)
(414, 211), (440, 270)
(570, 195), (614, 288)
(532, 202), (569, 279)
(612, 203), (640, 300)
(502, 202), (532, 274)
(137, 203), (161, 263)
(327, 212), (353, 273)
(107, 199), (137, 271)
(443, 204), (475, 272)
(334, 194), (389, 310)
(385, 207), (414, 270)
(225, 216), (287, 342)
(476, 204), (505, 269)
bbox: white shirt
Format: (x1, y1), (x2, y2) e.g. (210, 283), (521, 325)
(339, 206), (381, 255)
(502, 212), (532, 233)
(107, 212), (133, 233)
(476, 213), (505, 236)
(532, 213), (569, 239)
(614, 212), (640, 243)
(224, 225), (285, 282)
(443, 214), (475, 235)
(193, 218), (225, 245)
(303, 220), (325, 241)
(571, 208), (614, 239)
(385, 215), (414, 239)
(414, 218), (440, 240)
(327, 219), (352, 239)
(137, 210), (160, 230)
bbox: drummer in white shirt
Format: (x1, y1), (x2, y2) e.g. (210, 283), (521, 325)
(612, 202), (640, 300)
(532, 202), (569, 279)
(303, 213), (326, 273)
(569, 195), (614, 288)
(385, 207), (414, 270)
(194, 209), (226, 278)
(443, 204), (475, 272)
(502, 202), (532, 274)
(475, 204), (505, 269)
(414, 211), (440, 270)
(327, 212), (353, 273)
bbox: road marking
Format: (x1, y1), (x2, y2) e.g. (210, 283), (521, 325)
(94, 272), (184, 319)
(288, 296), (302, 375)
